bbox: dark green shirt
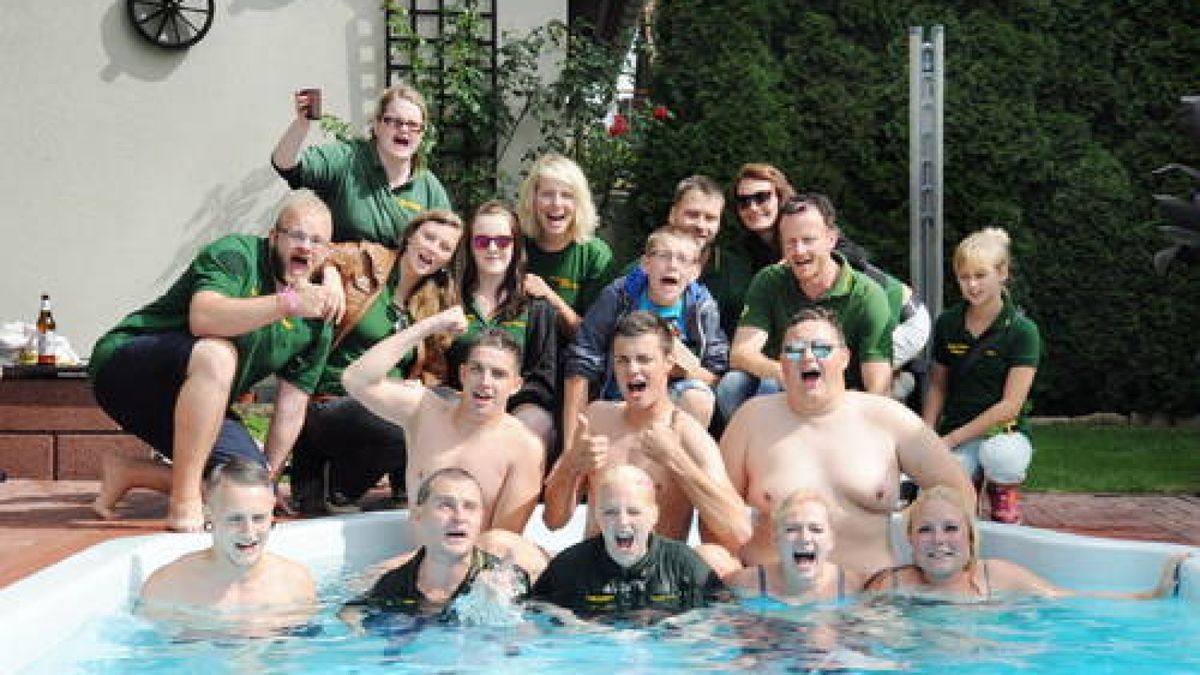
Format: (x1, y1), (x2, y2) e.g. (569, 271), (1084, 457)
(285, 137), (451, 245)
(89, 235), (332, 397)
(739, 252), (894, 388)
(350, 547), (528, 620)
(526, 238), (614, 315)
(313, 273), (415, 396)
(932, 297), (1042, 435)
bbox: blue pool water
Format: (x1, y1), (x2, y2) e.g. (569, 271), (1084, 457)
(21, 563), (1200, 674)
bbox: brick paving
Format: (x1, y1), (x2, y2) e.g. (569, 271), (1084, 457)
(1, 480), (1197, 589)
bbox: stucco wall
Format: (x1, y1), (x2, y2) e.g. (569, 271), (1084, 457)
(0, 0), (563, 355)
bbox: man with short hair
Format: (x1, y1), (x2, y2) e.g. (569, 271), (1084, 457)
(341, 467), (529, 624)
(533, 464), (727, 617)
(138, 458), (316, 624)
(546, 311), (749, 564)
(90, 190), (335, 532)
(718, 193), (895, 420)
(721, 308), (974, 574)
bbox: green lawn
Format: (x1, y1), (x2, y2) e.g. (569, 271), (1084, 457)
(1026, 423), (1200, 493)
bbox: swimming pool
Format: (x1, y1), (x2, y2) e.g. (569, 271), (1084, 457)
(3, 507), (1197, 673)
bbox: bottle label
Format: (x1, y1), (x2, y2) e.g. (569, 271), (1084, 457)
(37, 331), (55, 365)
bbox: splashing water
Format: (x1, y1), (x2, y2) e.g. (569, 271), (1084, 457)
(450, 563), (526, 627)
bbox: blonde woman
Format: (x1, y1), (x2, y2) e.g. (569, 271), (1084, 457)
(922, 228), (1040, 523)
(517, 153), (614, 337)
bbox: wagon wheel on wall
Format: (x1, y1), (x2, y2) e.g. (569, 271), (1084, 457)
(126, 0), (215, 49)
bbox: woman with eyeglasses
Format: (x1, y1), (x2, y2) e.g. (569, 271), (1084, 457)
(922, 228), (1040, 524)
(288, 210), (463, 515)
(272, 83), (453, 321)
(517, 153), (615, 338)
(444, 201), (560, 461)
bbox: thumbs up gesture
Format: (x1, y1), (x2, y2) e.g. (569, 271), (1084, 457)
(569, 414), (609, 475)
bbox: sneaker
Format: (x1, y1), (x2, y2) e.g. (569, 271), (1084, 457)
(987, 483), (1022, 524)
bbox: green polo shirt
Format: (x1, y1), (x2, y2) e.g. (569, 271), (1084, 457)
(931, 298), (1041, 435)
(313, 272), (415, 397)
(290, 138), (451, 245)
(526, 237), (615, 314)
(89, 235), (332, 398)
(739, 252), (894, 389)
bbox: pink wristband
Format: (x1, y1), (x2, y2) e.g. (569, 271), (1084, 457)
(278, 286), (301, 317)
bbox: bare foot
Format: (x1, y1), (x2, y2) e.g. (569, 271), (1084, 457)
(166, 501), (205, 533)
(89, 454), (131, 520)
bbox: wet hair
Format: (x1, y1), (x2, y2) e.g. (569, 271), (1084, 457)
(614, 310), (674, 356)
(672, 174), (724, 205)
(643, 227), (701, 260)
(904, 485), (982, 568)
(206, 458), (271, 493)
(953, 227), (1012, 278)
(398, 209), (464, 381)
(457, 200), (528, 320)
(784, 306), (847, 348)
(371, 82), (430, 169)
(466, 327), (523, 370)
(517, 153), (599, 244)
(771, 489), (833, 532)
(273, 188), (331, 232)
(414, 467), (483, 506)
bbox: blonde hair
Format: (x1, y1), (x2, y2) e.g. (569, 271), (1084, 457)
(903, 485), (982, 567)
(643, 227), (701, 259)
(398, 209), (463, 381)
(517, 153), (599, 244)
(771, 489), (833, 529)
(953, 227), (1011, 278)
(372, 83), (430, 170)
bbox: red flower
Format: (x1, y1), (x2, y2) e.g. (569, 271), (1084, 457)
(608, 113), (629, 137)
(652, 105), (670, 121)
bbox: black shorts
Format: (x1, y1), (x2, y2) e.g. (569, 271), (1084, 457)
(91, 331), (264, 471)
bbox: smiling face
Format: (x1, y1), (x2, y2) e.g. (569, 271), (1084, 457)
(470, 211), (516, 282)
(533, 177), (576, 243)
(781, 318), (848, 405)
(207, 481), (275, 570)
(612, 331), (672, 409)
(955, 260), (1007, 309)
(413, 474), (484, 560)
(458, 344), (521, 419)
(270, 202), (332, 285)
(372, 96), (425, 163)
(908, 496), (974, 583)
(779, 206), (838, 287)
(595, 475), (659, 568)
(775, 498), (835, 580)
(401, 219), (461, 279)
(734, 178), (780, 235)
(668, 189), (724, 249)
(642, 235), (700, 307)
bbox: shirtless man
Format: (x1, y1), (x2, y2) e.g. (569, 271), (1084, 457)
(721, 307), (974, 574)
(544, 311), (750, 564)
(342, 307), (546, 570)
(138, 458), (316, 627)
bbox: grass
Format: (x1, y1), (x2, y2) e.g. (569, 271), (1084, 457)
(1026, 423), (1200, 493)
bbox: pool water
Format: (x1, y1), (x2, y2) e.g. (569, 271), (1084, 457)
(21, 562), (1200, 674)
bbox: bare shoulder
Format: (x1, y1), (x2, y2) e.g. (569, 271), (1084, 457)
(724, 564), (759, 593)
(266, 553), (315, 584)
(140, 551), (207, 599)
(584, 399), (624, 428)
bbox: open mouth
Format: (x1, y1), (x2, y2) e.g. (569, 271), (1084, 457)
(626, 378), (648, 395)
(614, 532), (635, 551)
(471, 389), (495, 405)
(393, 134), (412, 149)
(791, 549), (817, 565)
(445, 528), (469, 543)
(287, 254), (311, 277)
(234, 540), (260, 553)
(658, 274), (680, 288)
(800, 367), (822, 384)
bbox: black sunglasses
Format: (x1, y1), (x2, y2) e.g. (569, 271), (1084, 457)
(734, 190), (773, 209)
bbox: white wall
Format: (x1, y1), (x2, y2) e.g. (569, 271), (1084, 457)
(0, 0), (563, 355)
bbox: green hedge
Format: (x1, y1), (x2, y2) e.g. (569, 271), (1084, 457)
(622, 0), (1200, 416)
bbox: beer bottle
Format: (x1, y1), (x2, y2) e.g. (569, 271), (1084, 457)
(36, 293), (56, 366)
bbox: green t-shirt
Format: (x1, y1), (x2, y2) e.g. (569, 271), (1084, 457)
(313, 274), (416, 396)
(444, 297), (529, 390)
(739, 252), (894, 389)
(526, 237), (614, 314)
(89, 235), (332, 397)
(291, 138), (451, 245)
(932, 298), (1042, 435)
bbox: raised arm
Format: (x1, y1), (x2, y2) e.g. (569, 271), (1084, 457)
(263, 378), (312, 480)
(543, 412), (607, 530)
(271, 90), (316, 172)
(342, 306), (467, 428)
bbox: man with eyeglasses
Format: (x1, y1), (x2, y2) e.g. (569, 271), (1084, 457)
(559, 228), (729, 452)
(720, 307), (974, 574)
(89, 189), (336, 532)
(718, 193), (895, 420)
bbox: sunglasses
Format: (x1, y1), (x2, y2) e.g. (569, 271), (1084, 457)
(734, 190), (773, 210)
(472, 234), (514, 250)
(781, 340), (840, 361)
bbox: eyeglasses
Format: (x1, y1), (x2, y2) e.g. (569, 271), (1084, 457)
(781, 340), (840, 361)
(275, 227), (329, 248)
(472, 235), (514, 250)
(734, 190), (773, 210)
(379, 115), (424, 132)
(646, 250), (697, 265)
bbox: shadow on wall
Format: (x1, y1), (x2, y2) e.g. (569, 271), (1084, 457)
(156, 168), (285, 286)
(98, 0), (187, 82)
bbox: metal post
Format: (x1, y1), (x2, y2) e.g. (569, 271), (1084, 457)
(909, 25), (945, 362)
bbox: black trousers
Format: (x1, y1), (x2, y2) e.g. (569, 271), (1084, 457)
(290, 396), (407, 509)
